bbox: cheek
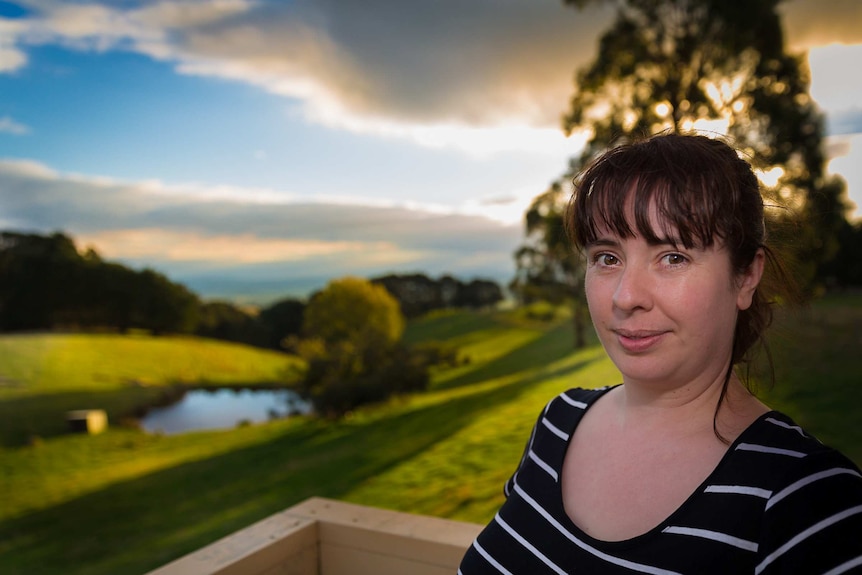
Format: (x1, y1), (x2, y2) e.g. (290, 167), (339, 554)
(584, 272), (606, 309)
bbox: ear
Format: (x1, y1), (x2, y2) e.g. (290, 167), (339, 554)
(736, 249), (765, 311)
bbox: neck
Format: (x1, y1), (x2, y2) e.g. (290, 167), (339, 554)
(613, 372), (769, 442)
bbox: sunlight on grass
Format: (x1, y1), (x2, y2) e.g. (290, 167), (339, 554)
(0, 334), (303, 395)
(0, 333), (305, 445)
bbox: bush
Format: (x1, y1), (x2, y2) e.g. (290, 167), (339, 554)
(298, 343), (429, 418)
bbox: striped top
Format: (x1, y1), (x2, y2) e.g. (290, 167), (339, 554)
(459, 387), (862, 575)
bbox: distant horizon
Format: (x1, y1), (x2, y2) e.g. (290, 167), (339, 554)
(177, 265), (518, 307)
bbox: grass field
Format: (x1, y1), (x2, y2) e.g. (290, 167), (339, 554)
(0, 296), (860, 574)
(0, 334), (305, 446)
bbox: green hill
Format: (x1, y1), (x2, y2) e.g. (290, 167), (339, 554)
(0, 333), (306, 445)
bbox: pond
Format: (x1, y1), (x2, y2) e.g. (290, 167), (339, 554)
(140, 388), (312, 435)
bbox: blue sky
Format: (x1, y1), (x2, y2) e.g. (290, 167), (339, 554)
(1, 0), (861, 304)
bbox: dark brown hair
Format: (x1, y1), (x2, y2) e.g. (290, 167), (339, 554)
(566, 133), (792, 439)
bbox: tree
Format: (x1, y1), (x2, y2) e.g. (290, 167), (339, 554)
(296, 277), (417, 417)
(556, 0), (851, 294)
(0, 230), (201, 334)
(196, 301), (269, 347)
(371, 273), (504, 317)
(371, 273), (443, 318)
(303, 276), (404, 349)
(455, 278), (505, 309)
(515, 0), (857, 346)
(511, 182), (588, 347)
(257, 297), (306, 349)
(0, 231), (83, 330)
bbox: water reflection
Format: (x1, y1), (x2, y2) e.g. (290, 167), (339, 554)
(140, 388), (312, 435)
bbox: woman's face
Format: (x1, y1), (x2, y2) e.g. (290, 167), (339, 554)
(583, 206), (762, 391)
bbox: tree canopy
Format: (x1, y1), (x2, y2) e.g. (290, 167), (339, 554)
(371, 273), (504, 318)
(0, 231), (199, 334)
(562, 0), (851, 291)
(302, 276), (404, 349)
(514, 0), (857, 333)
(296, 277), (430, 417)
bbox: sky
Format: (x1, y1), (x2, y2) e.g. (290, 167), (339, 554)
(1, 0), (861, 304)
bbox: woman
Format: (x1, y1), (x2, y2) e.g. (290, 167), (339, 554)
(459, 134), (862, 574)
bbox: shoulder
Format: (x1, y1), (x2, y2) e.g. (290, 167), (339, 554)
(549, 385), (618, 412)
(742, 412), (862, 574)
(737, 411), (862, 500)
(521, 386), (613, 445)
(503, 386), (617, 492)
(736, 411), (861, 489)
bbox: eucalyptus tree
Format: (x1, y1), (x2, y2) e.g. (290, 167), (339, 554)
(563, 0), (850, 290)
(515, 0), (851, 332)
(512, 181), (588, 347)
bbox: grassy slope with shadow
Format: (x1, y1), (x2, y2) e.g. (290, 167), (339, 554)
(0, 373), (558, 574)
(756, 299), (862, 465)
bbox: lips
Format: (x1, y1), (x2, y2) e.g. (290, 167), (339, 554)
(612, 329), (668, 353)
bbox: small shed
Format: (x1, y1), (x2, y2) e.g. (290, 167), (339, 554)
(66, 409), (108, 435)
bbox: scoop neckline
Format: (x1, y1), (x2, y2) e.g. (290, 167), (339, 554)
(555, 386), (778, 548)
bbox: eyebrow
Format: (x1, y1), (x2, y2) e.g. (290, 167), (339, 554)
(585, 238), (620, 249)
(586, 236), (683, 248)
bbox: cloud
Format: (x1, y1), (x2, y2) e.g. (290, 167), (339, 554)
(825, 134), (862, 219)
(780, 0), (862, 50)
(0, 115), (30, 134)
(808, 44), (862, 120)
(5, 0), (861, 156)
(0, 17), (28, 72)
(7, 0), (611, 154)
(0, 158), (523, 296)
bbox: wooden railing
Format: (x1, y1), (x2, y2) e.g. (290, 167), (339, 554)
(145, 497), (483, 575)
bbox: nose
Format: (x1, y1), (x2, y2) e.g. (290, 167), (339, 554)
(612, 263), (652, 312)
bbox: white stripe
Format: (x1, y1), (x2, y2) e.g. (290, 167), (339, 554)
(662, 526), (758, 552)
(705, 485), (772, 499)
(822, 554), (862, 575)
(513, 483), (684, 575)
(506, 420), (542, 497)
(559, 393), (587, 409)
(542, 417), (570, 441)
(495, 513), (568, 575)
(736, 442), (807, 458)
(472, 540), (514, 575)
(765, 417), (806, 437)
(755, 504), (862, 575)
(766, 467), (862, 510)
(528, 449), (558, 481)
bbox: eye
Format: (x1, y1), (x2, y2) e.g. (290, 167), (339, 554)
(593, 252), (620, 267)
(662, 253), (688, 266)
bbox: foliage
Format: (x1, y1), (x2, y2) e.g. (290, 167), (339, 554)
(819, 219), (862, 288)
(511, 182), (589, 346)
(371, 273), (504, 318)
(296, 341), (430, 418)
(194, 301), (269, 347)
(256, 297), (306, 349)
(0, 231), (200, 334)
(303, 276), (405, 348)
(0, 229), (509, 353)
(555, 0), (854, 293)
(296, 277), (418, 416)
